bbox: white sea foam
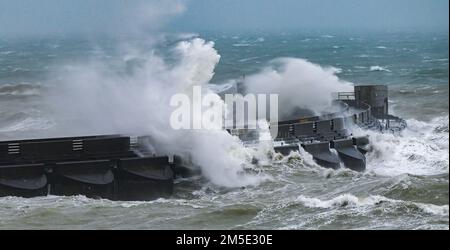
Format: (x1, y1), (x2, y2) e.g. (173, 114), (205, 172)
(242, 58), (353, 117)
(416, 203), (449, 216)
(297, 194), (378, 208)
(0, 117), (54, 133)
(233, 43), (251, 47)
(45, 37), (269, 188)
(296, 194), (449, 216)
(370, 65), (390, 72)
(354, 115), (449, 176)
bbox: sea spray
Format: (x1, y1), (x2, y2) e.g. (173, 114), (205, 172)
(45, 38), (269, 188)
(352, 115), (449, 176)
(45, 37), (362, 188)
(242, 58), (353, 118)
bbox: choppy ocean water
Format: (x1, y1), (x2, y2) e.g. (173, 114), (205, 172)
(0, 31), (448, 229)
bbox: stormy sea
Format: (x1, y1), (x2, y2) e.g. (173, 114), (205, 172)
(0, 31), (448, 229)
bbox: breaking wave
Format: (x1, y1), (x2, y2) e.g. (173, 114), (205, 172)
(355, 115), (449, 176)
(0, 83), (42, 97)
(370, 65), (391, 72)
(242, 58), (353, 117)
(0, 116), (54, 133)
(43, 37), (270, 188)
(296, 194), (449, 216)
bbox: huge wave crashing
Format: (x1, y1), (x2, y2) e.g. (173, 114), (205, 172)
(0, 36), (448, 189)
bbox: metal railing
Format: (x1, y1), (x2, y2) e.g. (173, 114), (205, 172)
(276, 101), (350, 126)
(337, 92), (355, 100)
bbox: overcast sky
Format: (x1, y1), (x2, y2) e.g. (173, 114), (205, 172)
(0, 0), (448, 36)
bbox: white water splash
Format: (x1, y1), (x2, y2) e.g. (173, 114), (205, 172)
(297, 194), (449, 216)
(243, 58), (353, 117)
(45, 37), (269, 188)
(354, 115), (449, 176)
(370, 65), (391, 72)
